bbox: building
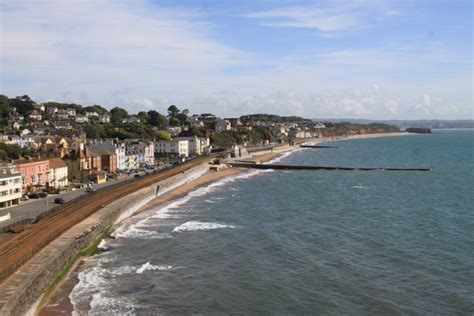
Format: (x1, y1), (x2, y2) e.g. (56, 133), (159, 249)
(215, 118), (231, 133)
(155, 139), (189, 157)
(48, 158), (68, 189)
(125, 147), (140, 170)
(0, 163), (22, 208)
(133, 142), (154, 166)
(86, 111), (99, 118)
(224, 118), (242, 128)
(88, 145), (117, 173)
(66, 108), (76, 116)
(75, 115), (89, 123)
(93, 141), (126, 170)
(15, 159), (50, 192)
(63, 144), (105, 183)
(56, 110), (69, 120)
(99, 114), (110, 124)
(175, 135), (209, 156)
(30, 110), (43, 121)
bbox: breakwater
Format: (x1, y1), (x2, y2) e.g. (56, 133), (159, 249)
(229, 162), (432, 172)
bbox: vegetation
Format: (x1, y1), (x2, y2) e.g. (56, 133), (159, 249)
(240, 114), (311, 124)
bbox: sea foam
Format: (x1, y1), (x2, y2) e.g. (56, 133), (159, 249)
(172, 221), (235, 233)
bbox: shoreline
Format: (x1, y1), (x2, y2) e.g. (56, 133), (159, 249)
(35, 131), (409, 314)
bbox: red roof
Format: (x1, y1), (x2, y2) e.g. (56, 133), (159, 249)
(48, 158), (66, 169)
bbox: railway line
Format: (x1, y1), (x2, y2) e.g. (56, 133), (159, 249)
(0, 155), (219, 285)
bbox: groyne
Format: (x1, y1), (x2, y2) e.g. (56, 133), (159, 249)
(0, 161), (213, 315)
(228, 162), (432, 172)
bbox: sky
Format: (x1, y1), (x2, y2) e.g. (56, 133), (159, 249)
(0, 0), (472, 119)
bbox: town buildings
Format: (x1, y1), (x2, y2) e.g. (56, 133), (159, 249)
(15, 159), (50, 192)
(0, 163), (22, 208)
(48, 158), (68, 189)
(155, 139), (189, 157)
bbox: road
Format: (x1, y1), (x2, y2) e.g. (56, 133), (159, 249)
(0, 174), (137, 231)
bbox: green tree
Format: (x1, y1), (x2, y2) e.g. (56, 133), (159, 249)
(84, 124), (100, 139)
(167, 105), (179, 117)
(110, 107), (129, 125)
(0, 150), (7, 161)
(11, 95), (34, 117)
(147, 110), (167, 128)
(157, 130), (172, 141)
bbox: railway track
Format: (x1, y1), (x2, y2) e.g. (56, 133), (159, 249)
(0, 155), (219, 284)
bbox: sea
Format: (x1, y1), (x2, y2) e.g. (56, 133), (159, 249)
(69, 130), (473, 315)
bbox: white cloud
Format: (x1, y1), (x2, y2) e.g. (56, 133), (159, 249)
(0, 0), (471, 120)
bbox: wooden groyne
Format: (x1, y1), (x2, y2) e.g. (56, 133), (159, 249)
(229, 162), (431, 172)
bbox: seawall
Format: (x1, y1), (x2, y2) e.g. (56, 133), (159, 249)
(0, 163), (209, 316)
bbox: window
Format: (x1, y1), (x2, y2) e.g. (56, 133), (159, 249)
(0, 181), (7, 186)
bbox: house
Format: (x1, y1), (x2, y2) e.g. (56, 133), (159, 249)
(224, 118), (242, 128)
(47, 107), (58, 115)
(155, 139), (189, 158)
(48, 158), (68, 189)
(46, 128), (86, 142)
(30, 110), (43, 121)
(53, 121), (72, 129)
(56, 110), (69, 120)
(0, 163), (22, 208)
(125, 147), (140, 170)
(174, 135), (209, 156)
(122, 116), (140, 124)
(215, 118), (231, 133)
(99, 114), (110, 124)
(66, 108), (76, 116)
(33, 104), (45, 112)
(93, 141), (126, 170)
(63, 144), (105, 183)
(12, 122), (21, 130)
(86, 111), (99, 118)
(133, 142), (154, 166)
(75, 115), (89, 123)
(88, 145), (117, 173)
(15, 159), (50, 192)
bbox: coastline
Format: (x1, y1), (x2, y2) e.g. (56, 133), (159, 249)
(35, 131), (409, 314)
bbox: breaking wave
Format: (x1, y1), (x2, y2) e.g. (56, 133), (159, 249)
(172, 221), (235, 233)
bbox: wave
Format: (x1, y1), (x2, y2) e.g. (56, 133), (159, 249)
(172, 221), (235, 233)
(136, 261), (173, 274)
(114, 226), (172, 239)
(352, 185), (370, 190)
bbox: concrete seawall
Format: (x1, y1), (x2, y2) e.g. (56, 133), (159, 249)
(0, 163), (209, 316)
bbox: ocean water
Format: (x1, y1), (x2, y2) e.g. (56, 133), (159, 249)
(70, 130), (474, 315)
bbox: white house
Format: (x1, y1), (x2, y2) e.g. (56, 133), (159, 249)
(30, 110), (42, 121)
(0, 163), (22, 208)
(75, 115), (89, 123)
(66, 108), (76, 116)
(125, 148), (139, 170)
(155, 139), (189, 157)
(86, 111), (99, 118)
(174, 135), (209, 156)
(99, 114), (110, 124)
(48, 158), (68, 189)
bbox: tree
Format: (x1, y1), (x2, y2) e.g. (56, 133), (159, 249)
(84, 124), (100, 139)
(0, 143), (21, 159)
(110, 107), (129, 125)
(167, 105), (179, 118)
(0, 150), (7, 161)
(157, 130), (172, 141)
(11, 95), (34, 117)
(147, 110), (167, 128)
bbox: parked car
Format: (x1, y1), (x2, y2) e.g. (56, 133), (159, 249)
(28, 192), (40, 199)
(54, 197), (65, 204)
(86, 187), (97, 193)
(21, 194), (29, 201)
(38, 192), (48, 198)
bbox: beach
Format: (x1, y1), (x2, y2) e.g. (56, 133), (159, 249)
(36, 132), (411, 315)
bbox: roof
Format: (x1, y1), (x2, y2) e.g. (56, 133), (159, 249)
(0, 163), (21, 178)
(48, 158), (66, 169)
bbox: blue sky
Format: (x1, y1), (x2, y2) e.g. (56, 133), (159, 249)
(0, 0), (472, 119)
